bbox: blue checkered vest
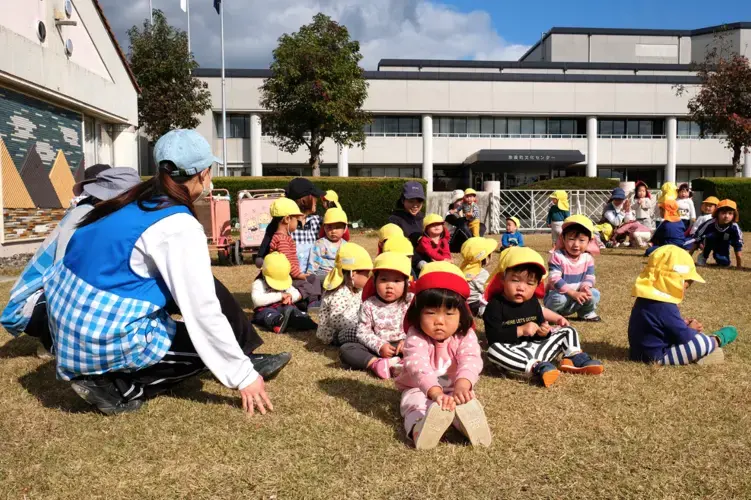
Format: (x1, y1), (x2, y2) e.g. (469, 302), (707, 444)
(43, 201), (191, 381)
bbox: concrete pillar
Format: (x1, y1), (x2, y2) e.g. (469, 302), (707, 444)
(744, 149), (751, 178)
(113, 125), (138, 170)
(586, 116), (597, 177)
(422, 114), (433, 192)
(250, 113), (263, 177)
(337, 145), (349, 177)
(665, 117), (677, 183)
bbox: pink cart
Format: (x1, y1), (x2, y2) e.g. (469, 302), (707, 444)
(194, 189), (234, 265)
(232, 188), (286, 265)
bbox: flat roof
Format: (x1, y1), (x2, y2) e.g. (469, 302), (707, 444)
(194, 68), (700, 85)
(519, 22), (751, 61)
(377, 59), (693, 72)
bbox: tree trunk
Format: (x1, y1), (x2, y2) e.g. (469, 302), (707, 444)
(733, 145), (742, 177)
(309, 156), (321, 177)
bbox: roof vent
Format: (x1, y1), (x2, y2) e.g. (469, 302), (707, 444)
(64, 38), (73, 56)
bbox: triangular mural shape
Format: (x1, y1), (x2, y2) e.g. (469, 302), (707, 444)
(74, 158), (86, 184)
(0, 138), (34, 208)
(19, 145), (62, 208)
(49, 150), (75, 207)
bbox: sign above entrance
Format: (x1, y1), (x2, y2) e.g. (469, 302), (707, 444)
(464, 149), (586, 166)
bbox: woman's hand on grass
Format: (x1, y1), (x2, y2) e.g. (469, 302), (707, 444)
(239, 377), (273, 416)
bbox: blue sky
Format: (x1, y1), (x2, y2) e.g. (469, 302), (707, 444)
(460, 0), (751, 46)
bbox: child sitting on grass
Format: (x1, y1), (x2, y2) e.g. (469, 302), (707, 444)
(544, 215), (601, 322)
(547, 190), (570, 246)
(501, 216), (524, 250)
(696, 199), (743, 268)
(483, 247), (604, 388)
(646, 199), (690, 256)
(377, 223), (403, 255)
(340, 253), (414, 379)
(677, 183), (696, 231)
(319, 190), (350, 241)
(462, 188), (482, 237)
(395, 262), (491, 449)
(316, 243), (372, 345)
(308, 207), (348, 278)
(628, 245), (737, 365)
(460, 237), (498, 316)
(251, 252), (317, 334)
(268, 198), (306, 279)
(416, 214), (451, 265)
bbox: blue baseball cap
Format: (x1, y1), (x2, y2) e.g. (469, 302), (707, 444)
(402, 181), (425, 200)
(611, 187), (626, 200)
(154, 129), (222, 176)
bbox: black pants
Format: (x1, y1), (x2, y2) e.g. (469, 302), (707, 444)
(102, 277), (263, 401)
(340, 341), (401, 371)
(24, 293), (53, 351)
(449, 222), (487, 253)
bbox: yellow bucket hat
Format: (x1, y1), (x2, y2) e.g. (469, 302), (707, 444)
(423, 213), (445, 230)
(633, 245), (705, 305)
(270, 197), (303, 218)
(506, 216), (521, 229)
(323, 207), (348, 225)
(562, 214), (595, 237)
(324, 190), (340, 208)
(486, 246), (547, 287)
(658, 182), (678, 205)
(382, 235), (414, 256)
(550, 190), (570, 211)
(261, 252), (292, 291)
(373, 252), (412, 279)
(323, 243), (373, 290)
(419, 261), (465, 280)
(460, 237), (498, 279)
(464, 188), (477, 196)
(703, 196), (720, 206)
(378, 223), (402, 243)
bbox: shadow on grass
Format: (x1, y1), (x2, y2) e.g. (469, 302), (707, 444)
(0, 335), (39, 358)
(585, 341), (631, 361)
(18, 362), (238, 413)
(318, 377), (408, 443)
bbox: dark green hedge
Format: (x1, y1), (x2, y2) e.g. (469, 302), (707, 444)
(517, 177), (620, 190)
(211, 176), (426, 228)
(690, 177), (751, 230)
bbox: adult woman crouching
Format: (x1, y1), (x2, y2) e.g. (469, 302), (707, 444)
(44, 130), (278, 416)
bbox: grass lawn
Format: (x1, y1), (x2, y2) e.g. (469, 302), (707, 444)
(1, 232), (750, 499)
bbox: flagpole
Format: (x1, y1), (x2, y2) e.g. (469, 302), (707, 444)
(186, 0), (191, 54)
(149, 0), (153, 24)
(220, 0), (227, 176)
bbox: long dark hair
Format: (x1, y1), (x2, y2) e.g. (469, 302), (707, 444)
(78, 162), (198, 227)
(257, 216), (283, 260)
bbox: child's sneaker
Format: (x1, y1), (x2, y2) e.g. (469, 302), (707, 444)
(289, 311), (317, 331)
(412, 403), (455, 450)
(533, 361), (560, 387)
(578, 312), (602, 322)
(454, 399), (492, 447)
(370, 358), (391, 379)
(713, 326), (738, 347)
(273, 308), (295, 334)
(559, 352), (604, 375)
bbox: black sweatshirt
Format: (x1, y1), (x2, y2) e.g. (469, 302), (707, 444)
(483, 295), (545, 345)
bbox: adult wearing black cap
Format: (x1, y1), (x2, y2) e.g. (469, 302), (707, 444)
(286, 178), (325, 271)
(388, 181), (426, 275)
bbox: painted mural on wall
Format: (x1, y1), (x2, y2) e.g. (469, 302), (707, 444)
(1, 86), (84, 242)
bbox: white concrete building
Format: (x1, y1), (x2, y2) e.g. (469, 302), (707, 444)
(0, 0), (139, 256)
(194, 22), (751, 191)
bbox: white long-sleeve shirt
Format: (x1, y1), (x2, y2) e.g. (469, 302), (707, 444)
(251, 278), (302, 308)
(130, 212), (258, 390)
(677, 198), (696, 221)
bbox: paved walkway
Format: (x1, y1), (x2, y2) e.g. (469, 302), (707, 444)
(0, 275), (18, 283)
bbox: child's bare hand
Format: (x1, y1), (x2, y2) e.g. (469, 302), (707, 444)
(437, 394), (455, 411)
(453, 378), (474, 405)
(281, 293), (292, 305)
(379, 343), (397, 358)
(686, 318), (704, 332)
(556, 316), (570, 327)
(537, 321), (552, 337)
(568, 291), (587, 305)
(518, 322), (539, 337)
(394, 340), (405, 356)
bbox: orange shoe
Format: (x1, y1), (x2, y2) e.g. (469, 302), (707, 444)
(559, 352), (604, 375)
(533, 362), (560, 387)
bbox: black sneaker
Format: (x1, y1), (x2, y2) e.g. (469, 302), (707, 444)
(289, 310), (318, 331)
(70, 379), (144, 415)
(248, 352), (292, 379)
(274, 308), (295, 334)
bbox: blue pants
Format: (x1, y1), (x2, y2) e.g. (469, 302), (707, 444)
(544, 289), (600, 318)
(702, 241), (732, 266)
(660, 333), (716, 365)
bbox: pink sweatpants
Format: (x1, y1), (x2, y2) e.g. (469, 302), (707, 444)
(400, 387), (456, 434)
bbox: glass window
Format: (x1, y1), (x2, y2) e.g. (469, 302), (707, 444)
(384, 167), (400, 177)
(370, 117), (385, 134)
(453, 117), (467, 135)
(494, 118), (507, 135)
(599, 120), (613, 135)
(508, 118), (521, 135)
(521, 119), (534, 136)
(534, 119), (547, 135)
(626, 120), (639, 136)
(548, 120), (561, 135)
(639, 120), (653, 136)
(612, 120), (625, 135)
(384, 117), (400, 134)
(467, 117), (481, 135)
(436, 117), (449, 135)
(481, 117), (494, 135)
(653, 120), (665, 135)
(560, 120), (575, 136)
(677, 120), (690, 137)
(690, 121), (701, 137)
(371, 167), (385, 177)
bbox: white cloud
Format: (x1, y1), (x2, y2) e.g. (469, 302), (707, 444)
(99, 0), (529, 69)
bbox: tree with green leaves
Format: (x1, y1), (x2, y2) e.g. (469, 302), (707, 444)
(127, 10), (212, 140)
(260, 13), (371, 176)
(676, 33), (751, 176)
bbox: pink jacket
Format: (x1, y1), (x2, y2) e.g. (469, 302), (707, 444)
(395, 327), (483, 394)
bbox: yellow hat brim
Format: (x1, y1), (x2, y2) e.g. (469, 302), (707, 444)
(265, 274), (292, 291)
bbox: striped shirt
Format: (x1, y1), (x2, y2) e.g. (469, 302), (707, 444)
(547, 249), (596, 293)
(270, 232), (304, 278)
(461, 202), (480, 221)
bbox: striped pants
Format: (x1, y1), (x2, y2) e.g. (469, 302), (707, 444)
(660, 333), (716, 365)
(487, 326), (581, 374)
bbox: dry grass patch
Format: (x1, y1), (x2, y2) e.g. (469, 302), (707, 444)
(1, 233), (750, 499)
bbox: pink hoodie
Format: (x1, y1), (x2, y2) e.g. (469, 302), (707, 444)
(395, 327), (483, 394)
